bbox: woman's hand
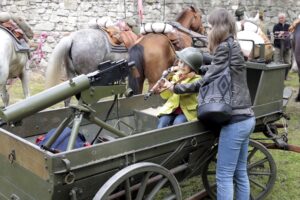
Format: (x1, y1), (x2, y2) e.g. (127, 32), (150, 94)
(152, 79), (166, 94)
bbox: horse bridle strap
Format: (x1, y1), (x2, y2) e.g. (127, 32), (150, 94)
(168, 21), (207, 44)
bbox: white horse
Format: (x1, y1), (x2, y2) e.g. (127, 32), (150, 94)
(0, 29), (30, 107)
(236, 13), (273, 62)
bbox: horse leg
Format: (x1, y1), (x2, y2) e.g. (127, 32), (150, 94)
(294, 38), (300, 102)
(20, 68), (30, 98)
(0, 62), (9, 106)
(290, 51), (298, 73)
(295, 62), (300, 102)
(0, 84), (9, 107)
(296, 71), (300, 102)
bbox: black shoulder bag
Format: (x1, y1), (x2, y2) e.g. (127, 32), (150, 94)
(197, 41), (233, 126)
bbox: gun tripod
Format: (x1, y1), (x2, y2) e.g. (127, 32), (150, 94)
(42, 86), (130, 152)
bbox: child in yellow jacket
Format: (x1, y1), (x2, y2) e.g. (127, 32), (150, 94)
(154, 47), (203, 128)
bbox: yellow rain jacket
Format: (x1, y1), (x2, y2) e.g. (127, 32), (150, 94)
(158, 73), (201, 122)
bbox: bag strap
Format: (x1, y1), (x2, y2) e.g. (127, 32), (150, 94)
(226, 38), (233, 68)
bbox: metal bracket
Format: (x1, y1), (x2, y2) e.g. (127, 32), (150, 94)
(114, 119), (135, 135)
(10, 194), (20, 200)
(8, 150), (16, 164)
(69, 187), (83, 200)
(62, 158), (76, 184)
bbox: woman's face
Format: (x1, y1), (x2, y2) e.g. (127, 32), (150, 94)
(178, 60), (191, 74)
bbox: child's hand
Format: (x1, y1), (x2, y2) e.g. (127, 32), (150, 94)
(162, 79), (174, 91)
(170, 66), (180, 72)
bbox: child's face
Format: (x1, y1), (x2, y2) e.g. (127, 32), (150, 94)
(178, 60), (191, 74)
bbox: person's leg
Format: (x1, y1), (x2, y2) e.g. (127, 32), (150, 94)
(216, 117), (255, 200)
(157, 115), (174, 128)
(173, 114), (187, 125)
(234, 117), (256, 200)
(216, 123), (240, 200)
(273, 48), (281, 63)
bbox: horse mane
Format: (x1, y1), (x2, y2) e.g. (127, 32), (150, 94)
(175, 7), (197, 22)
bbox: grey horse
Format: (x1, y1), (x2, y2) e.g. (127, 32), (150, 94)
(0, 29), (30, 107)
(45, 29), (129, 91)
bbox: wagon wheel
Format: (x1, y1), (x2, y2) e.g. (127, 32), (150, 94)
(93, 162), (182, 200)
(202, 140), (277, 200)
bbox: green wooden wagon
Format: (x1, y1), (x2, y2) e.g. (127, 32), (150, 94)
(0, 60), (295, 200)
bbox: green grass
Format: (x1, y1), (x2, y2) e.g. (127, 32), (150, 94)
(3, 69), (300, 199)
(264, 75), (300, 200)
(2, 69), (71, 108)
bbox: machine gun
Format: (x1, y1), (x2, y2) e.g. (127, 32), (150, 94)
(0, 60), (135, 151)
(0, 59), (134, 123)
(144, 67), (176, 100)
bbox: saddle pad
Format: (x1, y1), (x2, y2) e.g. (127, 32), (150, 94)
(99, 28), (128, 53)
(0, 25), (30, 52)
(110, 44), (128, 53)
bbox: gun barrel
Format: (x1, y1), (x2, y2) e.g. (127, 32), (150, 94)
(0, 75), (90, 123)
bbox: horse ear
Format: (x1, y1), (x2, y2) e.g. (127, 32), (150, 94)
(190, 6), (196, 12)
(253, 12), (259, 22)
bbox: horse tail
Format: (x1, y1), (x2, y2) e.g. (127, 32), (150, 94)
(128, 44), (145, 94)
(45, 36), (73, 88)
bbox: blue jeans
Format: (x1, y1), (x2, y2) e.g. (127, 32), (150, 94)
(216, 116), (256, 200)
(157, 114), (187, 128)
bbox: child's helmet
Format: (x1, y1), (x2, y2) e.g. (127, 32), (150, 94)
(176, 47), (203, 73)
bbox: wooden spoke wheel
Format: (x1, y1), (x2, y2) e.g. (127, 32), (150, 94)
(93, 162), (182, 200)
(202, 140), (277, 200)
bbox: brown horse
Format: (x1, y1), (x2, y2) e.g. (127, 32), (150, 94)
(128, 6), (205, 94)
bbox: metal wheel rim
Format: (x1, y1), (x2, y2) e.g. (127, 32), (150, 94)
(201, 140), (277, 200)
(93, 162), (182, 200)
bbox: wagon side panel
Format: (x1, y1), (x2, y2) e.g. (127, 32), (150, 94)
(0, 129), (53, 200)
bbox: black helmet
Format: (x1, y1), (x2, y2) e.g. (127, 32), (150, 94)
(176, 47), (203, 73)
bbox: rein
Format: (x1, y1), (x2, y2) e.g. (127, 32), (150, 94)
(28, 32), (48, 66)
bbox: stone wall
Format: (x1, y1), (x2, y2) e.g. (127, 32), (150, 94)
(1, 0), (300, 66)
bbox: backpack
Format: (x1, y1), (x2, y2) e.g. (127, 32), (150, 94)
(36, 127), (89, 153)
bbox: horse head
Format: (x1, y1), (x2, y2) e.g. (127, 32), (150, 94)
(243, 11), (260, 24)
(176, 6), (205, 34)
